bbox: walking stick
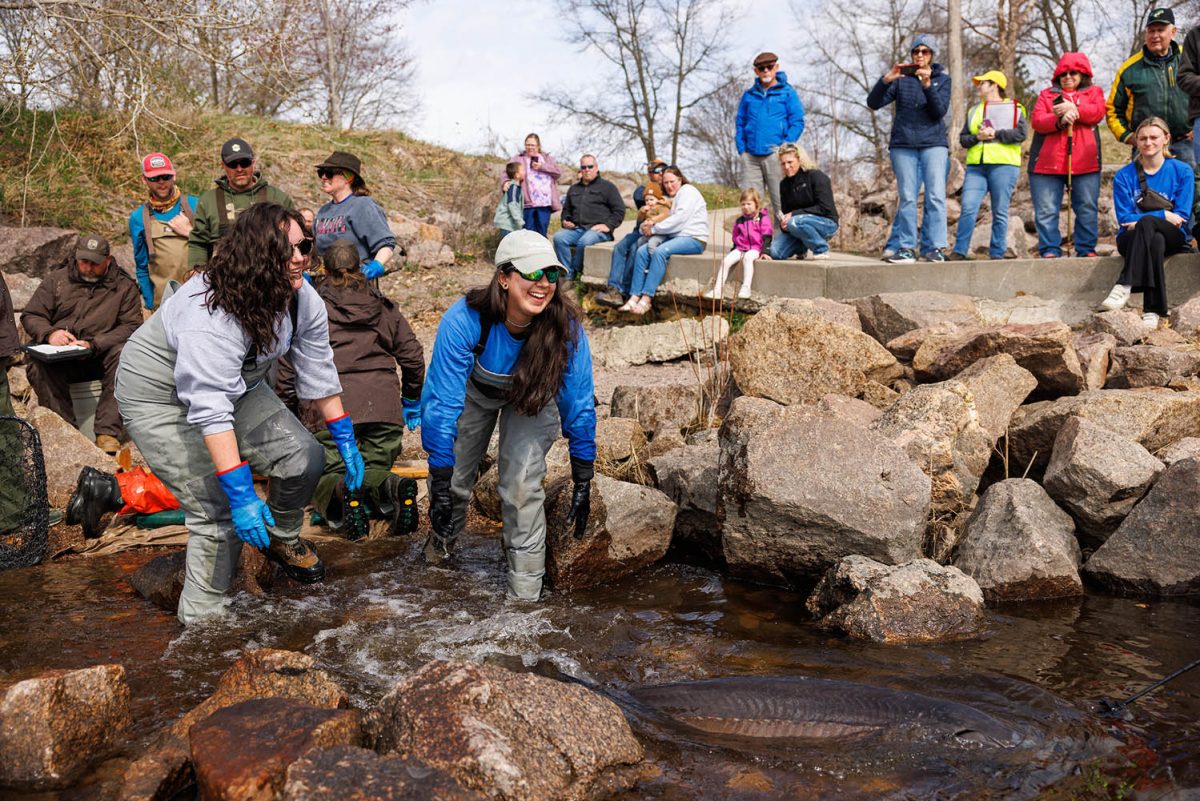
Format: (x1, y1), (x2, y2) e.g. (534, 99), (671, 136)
(1065, 122), (1074, 253)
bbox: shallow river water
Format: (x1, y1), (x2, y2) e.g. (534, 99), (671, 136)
(1, 529), (1197, 801)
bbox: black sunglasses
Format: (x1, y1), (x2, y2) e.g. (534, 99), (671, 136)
(316, 167), (339, 179)
(912, 48), (933, 56)
(226, 158), (253, 170)
(579, 164), (597, 170)
(508, 266), (562, 284)
(755, 63), (777, 72)
(293, 238), (313, 257)
(146, 174), (173, 183)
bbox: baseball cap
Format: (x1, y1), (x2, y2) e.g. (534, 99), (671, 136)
(494, 230), (564, 274)
(972, 70), (1008, 90)
(142, 152), (174, 178)
(649, 158), (668, 173)
(753, 51), (778, 68)
(220, 137), (254, 165)
(1147, 7), (1175, 25)
(76, 234), (110, 263)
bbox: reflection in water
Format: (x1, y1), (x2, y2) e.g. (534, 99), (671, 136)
(0, 530), (1197, 800)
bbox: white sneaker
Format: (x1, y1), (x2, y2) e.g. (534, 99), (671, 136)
(809, 252), (830, 260)
(737, 284), (753, 299)
(1142, 312), (1160, 330)
(702, 287), (720, 300)
(1100, 284), (1131, 311)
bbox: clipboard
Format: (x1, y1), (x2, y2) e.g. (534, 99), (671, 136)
(21, 344), (92, 363)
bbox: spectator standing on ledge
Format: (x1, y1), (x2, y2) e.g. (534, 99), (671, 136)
(552, 154), (626, 278)
(867, 34), (951, 264)
(1108, 7), (1192, 166)
(736, 51), (805, 221)
(128, 152), (197, 310)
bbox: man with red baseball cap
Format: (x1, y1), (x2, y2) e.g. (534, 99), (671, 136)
(128, 152), (198, 309)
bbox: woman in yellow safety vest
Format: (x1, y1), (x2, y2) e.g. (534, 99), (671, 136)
(949, 70), (1028, 261)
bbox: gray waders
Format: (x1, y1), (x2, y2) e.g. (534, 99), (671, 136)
(441, 359), (560, 600)
(115, 313), (323, 624)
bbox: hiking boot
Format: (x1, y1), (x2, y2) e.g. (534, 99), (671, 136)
(95, 434), (120, 455)
(265, 537), (326, 583)
(593, 288), (626, 308)
(377, 474), (419, 535)
(886, 249), (916, 264)
(421, 533), (455, 565)
(65, 466), (122, 539)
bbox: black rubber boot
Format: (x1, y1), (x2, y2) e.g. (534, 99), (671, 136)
(380, 474), (419, 536)
(264, 537), (326, 583)
(421, 533), (454, 565)
(65, 466), (123, 539)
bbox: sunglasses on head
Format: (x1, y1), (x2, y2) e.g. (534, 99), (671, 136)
(146, 174), (173, 183)
(508, 265), (562, 284)
(293, 238), (314, 257)
(226, 158), (253, 170)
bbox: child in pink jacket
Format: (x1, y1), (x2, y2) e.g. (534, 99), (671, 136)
(705, 188), (773, 300)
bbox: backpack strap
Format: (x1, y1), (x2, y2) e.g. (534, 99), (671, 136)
(180, 197), (195, 222)
(141, 204), (155, 260)
(215, 186), (232, 239)
(473, 314), (494, 357)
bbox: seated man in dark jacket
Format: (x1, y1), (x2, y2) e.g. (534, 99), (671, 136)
(20, 234), (142, 453)
(552, 154), (627, 277)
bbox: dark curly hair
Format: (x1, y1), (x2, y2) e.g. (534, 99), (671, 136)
(465, 267), (584, 416)
(204, 202), (303, 355)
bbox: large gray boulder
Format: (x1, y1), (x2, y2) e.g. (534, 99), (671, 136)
(1083, 458), (1200, 597)
(955, 479), (1082, 602)
(850, 291), (978, 345)
(1168, 295), (1200, 338)
(0, 665), (131, 790)
(950, 354), (1038, 438)
(3, 271), (40, 311)
(806, 556), (986, 643)
(28, 406), (118, 509)
(729, 298), (902, 405)
(589, 317), (729, 369)
(364, 660), (647, 801)
(1006, 390), (1200, 474)
(913, 322), (1086, 397)
(718, 398), (929, 587)
(610, 383), (705, 433)
(648, 441), (722, 565)
(0, 226), (76, 278)
(1106, 344), (1200, 389)
(1088, 310), (1147, 347)
(1043, 417), (1164, 544)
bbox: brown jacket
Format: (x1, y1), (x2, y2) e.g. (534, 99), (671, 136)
(20, 260), (142, 355)
(279, 279), (425, 427)
(637, 196), (672, 227)
(0, 273), (18, 360)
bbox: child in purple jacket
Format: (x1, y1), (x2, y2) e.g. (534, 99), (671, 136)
(705, 188), (773, 300)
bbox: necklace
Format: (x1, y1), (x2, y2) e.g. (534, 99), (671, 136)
(506, 317), (532, 328)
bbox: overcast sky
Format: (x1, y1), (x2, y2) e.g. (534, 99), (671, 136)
(404, 1), (801, 172)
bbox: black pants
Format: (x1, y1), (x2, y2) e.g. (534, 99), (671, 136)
(1116, 215), (1188, 316)
(25, 346), (124, 438)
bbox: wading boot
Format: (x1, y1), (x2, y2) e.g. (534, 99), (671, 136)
(380, 474), (419, 536)
(421, 533), (454, 565)
(65, 466), (122, 539)
(264, 537), (326, 583)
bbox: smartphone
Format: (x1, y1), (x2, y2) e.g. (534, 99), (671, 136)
(899, 64), (919, 77)
(1052, 94), (1065, 105)
(982, 118), (993, 129)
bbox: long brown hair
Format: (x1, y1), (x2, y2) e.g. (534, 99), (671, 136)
(465, 268), (584, 416)
(205, 202), (302, 354)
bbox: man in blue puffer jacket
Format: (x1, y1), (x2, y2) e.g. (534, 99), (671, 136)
(736, 51), (806, 221)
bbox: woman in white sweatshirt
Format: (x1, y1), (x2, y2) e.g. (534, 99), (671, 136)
(620, 166), (709, 315)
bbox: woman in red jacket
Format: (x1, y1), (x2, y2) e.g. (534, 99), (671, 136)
(1028, 52), (1107, 258)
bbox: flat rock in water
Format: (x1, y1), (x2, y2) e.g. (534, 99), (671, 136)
(729, 298), (902, 405)
(913, 322), (1085, 398)
(128, 549), (276, 613)
(589, 317), (728, 369)
(609, 383), (705, 434)
(648, 440), (722, 566)
(190, 698), (360, 801)
(719, 398), (929, 587)
(806, 556), (986, 643)
(1006, 389), (1200, 474)
(1106, 344), (1200, 389)
(282, 746), (486, 801)
(29, 406), (118, 509)
(850, 291), (978, 345)
(955, 479), (1082, 602)
(545, 474), (673, 589)
(1074, 332), (1117, 390)
(1043, 417), (1163, 545)
(0, 665), (130, 790)
(364, 660), (647, 801)
(1083, 457), (1200, 597)
(0, 227), (76, 278)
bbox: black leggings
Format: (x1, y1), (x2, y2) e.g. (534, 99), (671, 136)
(1116, 215), (1188, 315)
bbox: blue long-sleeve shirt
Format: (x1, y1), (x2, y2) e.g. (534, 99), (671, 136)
(1112, 158), (1194, 228)
(735, 71), (805, 155)
(128, 195), (198, 309)
(866, 64), (951, 149)
(421, 297), (596, 469)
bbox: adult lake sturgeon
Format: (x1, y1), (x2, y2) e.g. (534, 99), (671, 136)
(630, 676), (1027, 748)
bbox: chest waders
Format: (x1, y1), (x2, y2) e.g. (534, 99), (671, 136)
(142, 203), (194, 306)
(444, 319), (562, 600)
(115, 311), (324, 625)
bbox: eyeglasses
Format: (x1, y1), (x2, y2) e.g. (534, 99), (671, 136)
(316, 167), (338, 179)
(1061, 70), (1082, 76)
(754, 63), (777, 72)
(226, 158), (253, 170)
(145, 175), (174, 183)
(508, 266), (562, 284)
(579, 164), (597, 170)
(293, 238), (314, 257)
(912, 48), (933, 56)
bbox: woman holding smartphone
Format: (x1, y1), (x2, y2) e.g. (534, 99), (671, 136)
(506, 134), (563, 237)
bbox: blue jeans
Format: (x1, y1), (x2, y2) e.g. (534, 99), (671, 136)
(1171, 137), (1196, 168)
(523, 206), (552, 236)
(771, 214), (839, 259)
(953, 163), (1019, 259)
(629, 236), (705, 297)
(552, 227), (613, 277)
(1029, 171), (1100, 257)
(889, 146), (948, 254)
(607, 230), (641, 293)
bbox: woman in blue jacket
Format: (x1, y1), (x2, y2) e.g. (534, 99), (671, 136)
(1099, 117), (1194, 330)
(420, 230), (596, 601)
(867, 34), (952, 264)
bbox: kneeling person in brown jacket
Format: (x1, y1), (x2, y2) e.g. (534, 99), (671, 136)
(278, 238), (426, 537)
(21, 234), (142, 453)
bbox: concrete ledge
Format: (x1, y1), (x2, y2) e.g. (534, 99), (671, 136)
(582, 241), (1200, 306)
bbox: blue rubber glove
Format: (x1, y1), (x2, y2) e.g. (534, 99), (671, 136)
(327, 414), (365, 492)
(362, 259), (385, 280)
(401, 397), (421, 431)
(215, 462), (273, 549)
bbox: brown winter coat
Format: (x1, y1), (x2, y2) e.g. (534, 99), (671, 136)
(20, 260), (142, 354)
(0, 273), (18, 360)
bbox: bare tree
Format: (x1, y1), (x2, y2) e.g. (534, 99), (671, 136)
(681, 75), (741, 184)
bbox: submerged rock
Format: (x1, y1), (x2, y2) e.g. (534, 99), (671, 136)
(129, 548), (275, 613)
(0, 665), (131, 790)
(364, 660), (647, 801)
(1083, 458), (1200, 597)
(955, 479), (1082, 602)
(282, 746), (486, 801)
(806, 556), (986, 643)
